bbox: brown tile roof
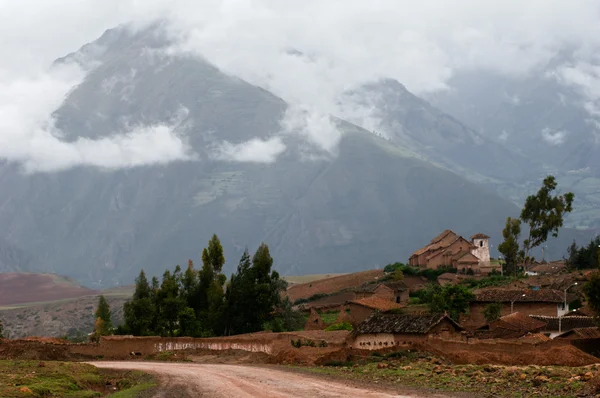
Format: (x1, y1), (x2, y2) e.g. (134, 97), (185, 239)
(556, 327), (600, 340)
(471, 233), (490, 240)
(473, 288), (564, 303)
(354, 283), (391, 294)
(383, 281), (408, 291)
(356, 313), (463, 334)
(519, 333), (551, 343)
(350, 296), (403, 312)
(454, 251), (480, 263)
(529, 262), (566, 274)
(529, 315), (597, 331)
(492, 312), (547, 332)
(431, 229), (458, 244)
(564, 306), (595, 317)
(411, 230), (459, 257)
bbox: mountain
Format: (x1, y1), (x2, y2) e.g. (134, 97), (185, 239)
(0, 24), (586, 286)
(0, 238), (34, 273)
(425, 53), (600, 229)
(347, 79), (542, 184)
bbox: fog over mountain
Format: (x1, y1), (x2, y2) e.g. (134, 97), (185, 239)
(1, 2), (599, 286)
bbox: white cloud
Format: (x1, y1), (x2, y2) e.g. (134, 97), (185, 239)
(541, 128), (567, 146)
(2, 0), (600, 169)
(0, 62), (194, 173)
(23, 124), (195, 173)
(213, 137), (286, 163)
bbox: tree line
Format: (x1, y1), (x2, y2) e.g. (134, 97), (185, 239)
(566, 236), (600, 270)
(95, 234), (303, 338)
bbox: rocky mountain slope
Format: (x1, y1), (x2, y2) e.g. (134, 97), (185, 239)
(0, 24), (593, 287)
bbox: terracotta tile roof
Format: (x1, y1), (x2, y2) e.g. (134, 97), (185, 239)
(350, 296), (403, 312)
(473, 288), (564, 303)
(356, 313), (463, 334)
(556, 327), (600, 340)
(471, 233), (490, 240)
(529, 315), (597, 331)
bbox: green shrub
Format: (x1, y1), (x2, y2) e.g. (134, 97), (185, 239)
(325, 322), (353, 331)
(371, 351), (382, 357)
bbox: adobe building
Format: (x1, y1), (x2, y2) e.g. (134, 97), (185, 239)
(462, 288), (569, 329)
(354, 281), (409, 305)
(352, 313), (464, 349)
(346, 296), (403, 325)
(408, 230), (498, 274)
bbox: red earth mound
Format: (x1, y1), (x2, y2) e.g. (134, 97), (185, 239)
(0, 273), (97, 306)
(445, 345), (599, 367)
(286, 270), (385, 302)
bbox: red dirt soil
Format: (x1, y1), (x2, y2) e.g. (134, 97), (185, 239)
(287, 270), (385, 301)
(444, 345), (599, 367)
(0, 273), (97, 306)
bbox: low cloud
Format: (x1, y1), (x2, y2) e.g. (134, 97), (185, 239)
(23, 124), (195, 173)
(541, 128), (567, 146)
(0, 62), (194, 173)
(213, 137), (286, 163)
(3, 1), (600, 168)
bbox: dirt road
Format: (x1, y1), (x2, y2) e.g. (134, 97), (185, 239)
(90, 361), (453, 397)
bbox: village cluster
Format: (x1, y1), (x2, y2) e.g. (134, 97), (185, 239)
(297, 230), (597, 350)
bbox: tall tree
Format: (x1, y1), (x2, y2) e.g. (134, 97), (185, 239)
(203, 234), (225, 274)
(0, 316), (4, 339)
(250, 243), (283, 331)
(122, 270), (156, 336)
(157, 269), (184, 336)
(520, 175), (574, 265)
(498, 217), (523, 276)
(94, 295), (113, 335)
(427, 284), (474, 322)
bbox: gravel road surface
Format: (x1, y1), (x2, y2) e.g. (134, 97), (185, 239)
(90, 361), (453, 397)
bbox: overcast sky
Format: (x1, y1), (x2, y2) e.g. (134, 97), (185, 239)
(1, 0), (600, 171)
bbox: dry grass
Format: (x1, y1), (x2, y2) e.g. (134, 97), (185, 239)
(286, 269), (385, 301)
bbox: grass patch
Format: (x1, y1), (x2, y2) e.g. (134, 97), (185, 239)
(0, 360), (155, 398)
(145, 351), (192, 362)
(303, 356), (594, 397)
(320, 311), (339, 325)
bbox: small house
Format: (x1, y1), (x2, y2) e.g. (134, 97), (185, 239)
(383, 281), (409, 304)
(346, 296), (403, 325)
(354, 283), (394, 300)
(462, 288), (569, 328)
(353, 313), (464, 349)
